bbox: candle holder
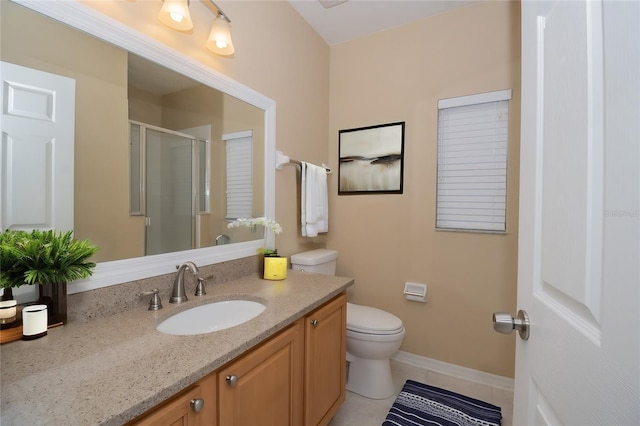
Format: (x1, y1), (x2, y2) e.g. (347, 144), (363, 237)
(0, 300), (18, 327)
(263, 256), (288, 280)
(22, 305), (48, 340)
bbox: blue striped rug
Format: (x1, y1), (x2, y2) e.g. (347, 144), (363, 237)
(383, 380), (502, 426)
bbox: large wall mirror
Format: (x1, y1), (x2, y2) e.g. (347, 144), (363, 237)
(2, 0), (276, 293)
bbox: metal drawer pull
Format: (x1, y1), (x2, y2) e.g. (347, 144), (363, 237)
(190, 398), (204, 412)
(226, 374), (238, 388)
(310, 319), (319, 327)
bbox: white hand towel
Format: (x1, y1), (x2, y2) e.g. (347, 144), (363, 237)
(301, 161), (328, 237)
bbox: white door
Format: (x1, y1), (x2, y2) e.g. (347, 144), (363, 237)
(0, 61), (75, 232)
(515, 1), (639, 424)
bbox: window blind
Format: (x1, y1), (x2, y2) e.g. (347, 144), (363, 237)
(436, 90), (511, 232)
(224, 132), (253, 220)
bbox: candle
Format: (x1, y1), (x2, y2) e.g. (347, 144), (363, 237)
(22, 305), (48, 340)
(0, 300), (17, 324)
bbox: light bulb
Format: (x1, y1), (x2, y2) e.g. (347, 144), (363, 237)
(158, 0), (193, 31)
(205, 15), (234, 56)
(170, 12), (184, 23)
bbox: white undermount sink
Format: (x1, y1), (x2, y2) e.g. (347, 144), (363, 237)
(157, 300), (266, 336)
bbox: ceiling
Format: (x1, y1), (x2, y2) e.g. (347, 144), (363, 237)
(288, 0), (477, 45)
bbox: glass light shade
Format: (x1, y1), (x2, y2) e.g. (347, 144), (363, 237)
(206, 15), (235, 56)
(158, 0), (193, 31)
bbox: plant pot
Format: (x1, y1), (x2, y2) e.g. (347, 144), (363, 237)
(38, 282), (67, 327)
(263, 256), (288, 281)
(1, 287), (14, 301)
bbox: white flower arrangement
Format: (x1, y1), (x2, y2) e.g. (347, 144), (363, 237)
(227, 217), (283, 256)
(227, 217), (283, 235)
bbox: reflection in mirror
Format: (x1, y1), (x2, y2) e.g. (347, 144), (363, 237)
(129, 125), (143, 216)
(129, 122), (207, 256)
(124, 56), (265, 261)
(2, 0), (275, 292)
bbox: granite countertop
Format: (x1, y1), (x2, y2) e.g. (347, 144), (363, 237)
(0, 271), (353, 425)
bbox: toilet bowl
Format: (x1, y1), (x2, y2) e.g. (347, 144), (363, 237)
(290, 249), (406, 400)
(345, 302), (405, 399)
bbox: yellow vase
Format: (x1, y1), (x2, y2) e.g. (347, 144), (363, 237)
(263, 256), (287, 280)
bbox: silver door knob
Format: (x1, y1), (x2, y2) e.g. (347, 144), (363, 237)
(492, 310), (530, 340)
(190, 398), (204, 412)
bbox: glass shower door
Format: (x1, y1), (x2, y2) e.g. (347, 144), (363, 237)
(144, 128), (194, 256)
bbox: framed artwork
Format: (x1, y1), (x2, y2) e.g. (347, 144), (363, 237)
(338, 121), (405, 195)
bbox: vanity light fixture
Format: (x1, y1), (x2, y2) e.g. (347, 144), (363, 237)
(158, 0), (235, 56)
(158, 0), (193, 31)
(205, 1), (234, 56)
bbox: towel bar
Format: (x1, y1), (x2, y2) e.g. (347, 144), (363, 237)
(276, 150), (331, 173)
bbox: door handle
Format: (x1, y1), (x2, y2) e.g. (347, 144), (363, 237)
(492, 310), (530, 340)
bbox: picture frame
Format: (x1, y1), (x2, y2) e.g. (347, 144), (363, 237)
(338, 121), (405, 195)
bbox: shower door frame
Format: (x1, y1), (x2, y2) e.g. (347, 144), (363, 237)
(129, 120), (208, 257)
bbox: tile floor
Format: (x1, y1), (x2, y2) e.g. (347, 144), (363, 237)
(329, 359), (514, 426)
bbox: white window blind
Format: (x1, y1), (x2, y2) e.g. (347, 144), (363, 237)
(223, 131), (253, 220)
(436, 90), (511, 232)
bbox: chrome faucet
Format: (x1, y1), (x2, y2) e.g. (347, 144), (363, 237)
(170, 261), (199, 303)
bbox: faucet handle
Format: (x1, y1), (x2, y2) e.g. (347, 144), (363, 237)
(141, 288), (163, 311)
(194, 277), (206, 297)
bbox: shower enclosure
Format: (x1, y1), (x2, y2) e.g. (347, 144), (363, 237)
(129, 121), (210, 256)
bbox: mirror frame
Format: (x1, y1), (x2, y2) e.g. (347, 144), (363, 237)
(12, 0), (276, 294)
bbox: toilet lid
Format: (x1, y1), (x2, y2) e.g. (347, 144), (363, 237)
(347, 303), (404, 335)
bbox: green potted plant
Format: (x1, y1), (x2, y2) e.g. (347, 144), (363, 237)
(0, 229), (99, 326)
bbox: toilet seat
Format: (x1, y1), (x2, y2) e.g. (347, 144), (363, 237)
(347, 303), (404, 335)
(347, 328), (405, 343)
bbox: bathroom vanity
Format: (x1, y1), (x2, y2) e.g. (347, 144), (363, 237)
(0, 270), (352, 425)
(129, 293), (346, 425)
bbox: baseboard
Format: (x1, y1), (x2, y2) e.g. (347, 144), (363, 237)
(392, 351), (514, 392)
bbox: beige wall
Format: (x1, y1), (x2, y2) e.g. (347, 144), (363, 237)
(328, 1), (521, 377)
(128, 86), (163, 127)
(13, 0), (519, 377)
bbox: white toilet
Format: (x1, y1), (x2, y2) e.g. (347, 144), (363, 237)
(291, 249), (405, 400)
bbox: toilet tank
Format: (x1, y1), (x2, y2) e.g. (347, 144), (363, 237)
(290, 249), (337, 275)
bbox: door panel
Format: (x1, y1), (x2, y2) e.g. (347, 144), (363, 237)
(539, 0), (603, 333)
(516, 1), (639, 424)
(304, 293), (346, 426)
(217, 322), (304, 426)
(0, 61), (75, 231)
(144, 129), (193, 256)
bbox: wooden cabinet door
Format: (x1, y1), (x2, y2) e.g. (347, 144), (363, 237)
(127, 371), (216, 426)
(217, 321), (304, 426)
(304, 293), (347, 426)
(131, 386), (203, 426)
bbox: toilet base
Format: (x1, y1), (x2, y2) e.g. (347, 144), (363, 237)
(346, 352), (394, 399)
